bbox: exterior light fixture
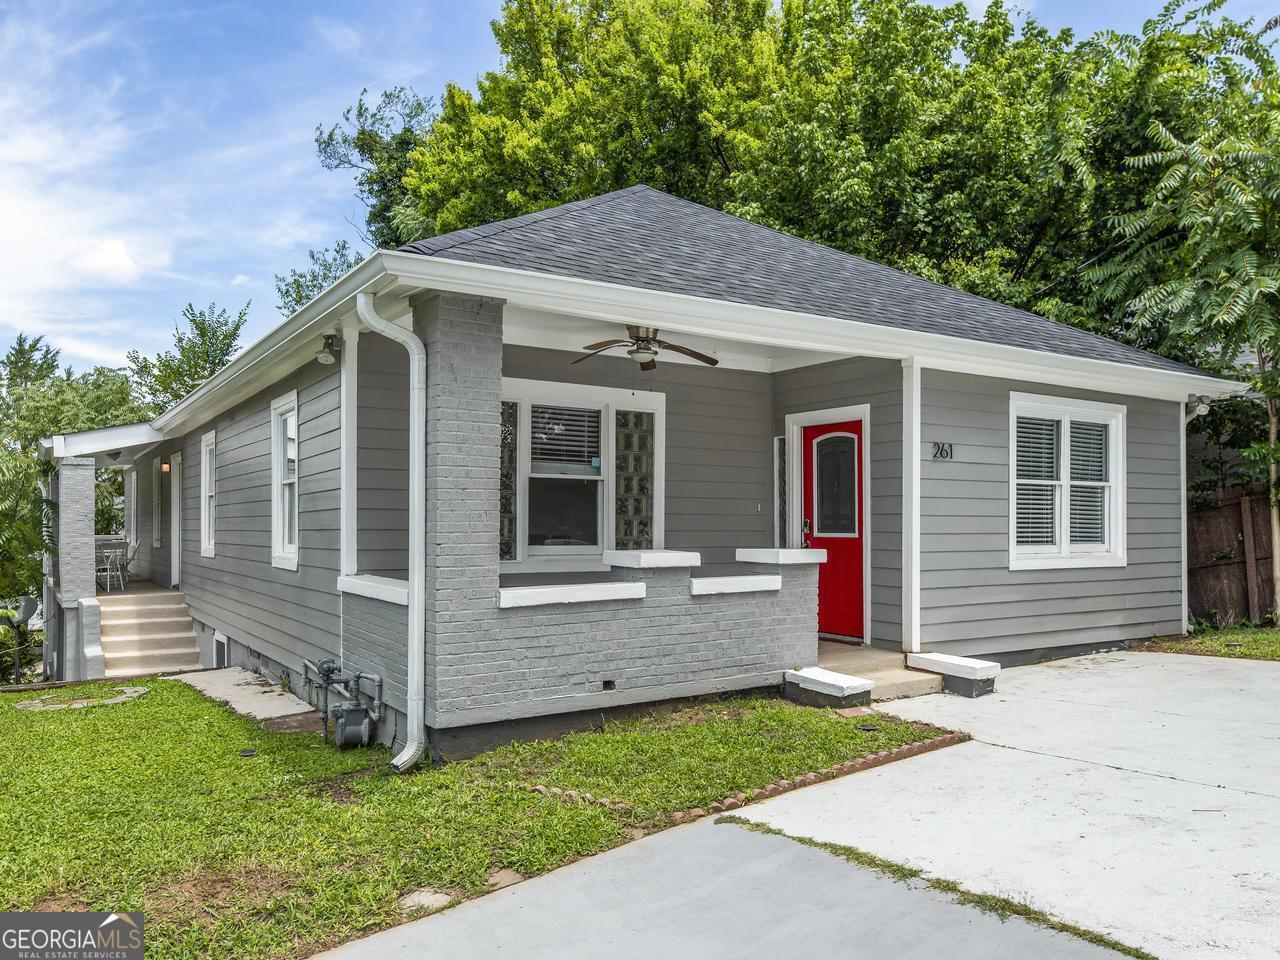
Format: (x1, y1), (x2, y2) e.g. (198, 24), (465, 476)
(160, 461), (171, 473)
(315, 334), (344, 366)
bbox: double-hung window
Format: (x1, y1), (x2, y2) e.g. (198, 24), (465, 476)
(271, 391), (300, 570)
(500, 378), (665, 571)
(200, 430), (216, 558)
(1010, 392), (1126, 569)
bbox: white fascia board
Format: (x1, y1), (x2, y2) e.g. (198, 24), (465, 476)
(907, 652), (1000, 680)
(737, 548), (828, 565)
(43, 422), (164, 461)
(337, 574), (410, 606)
(689, 575), (781, 595)
(153, 255), (391, 436)
(381, 251), (1243, 401)
(603, 549), (701, 568)
(498, 581), (647, 608)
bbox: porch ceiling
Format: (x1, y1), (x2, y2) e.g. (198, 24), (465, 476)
(502, 304), (848, 374)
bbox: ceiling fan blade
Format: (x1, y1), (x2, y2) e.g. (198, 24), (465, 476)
(581, 339), (630, 352)
(571, 343), (626, 364)
(656, 340), (719, 367)
(640, 359), (657, 372)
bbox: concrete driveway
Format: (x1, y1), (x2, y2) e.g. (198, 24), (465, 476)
(744, 652), (1280, 960)
(317, 817), (1118, 959)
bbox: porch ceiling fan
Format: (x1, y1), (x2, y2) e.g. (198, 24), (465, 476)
(571, 325), (719, 371)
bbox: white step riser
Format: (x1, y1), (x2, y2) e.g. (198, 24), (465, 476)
(102, 617), (194, 639)
(97, 599), (190, 615)
(104, 662), (201, 679)
(103, 649), (201, 671)
(101, 635), (198, 656)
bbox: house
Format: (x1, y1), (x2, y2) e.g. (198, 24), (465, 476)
(39, 185), (1240, 763)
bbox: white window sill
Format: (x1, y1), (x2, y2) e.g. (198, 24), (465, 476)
(690, 575), (781, 595)
(736, 548), (828, 565)
(272, 553), (299, 571)
(338, 574), (409, 605)
(603, 549), (701, 569)
(200, 545), (215, 559)
(498, 581), (646, 609)
(1009, 553), (1126, 571)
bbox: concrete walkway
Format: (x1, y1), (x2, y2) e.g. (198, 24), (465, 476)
(745, 652), (1280, 960)
(173, 666), (314, 721)
(316, 818), (1117, 960)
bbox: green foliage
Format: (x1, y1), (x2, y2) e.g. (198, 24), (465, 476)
(1141, 624), (1280, 659)
(0, 337), (148, 599)
(127, 302), (249, 415)
(273, 241), (365, 317)
(304, 0), (1271, 341)
(315, 87), (435, 248)
(0, 684), (941, 958)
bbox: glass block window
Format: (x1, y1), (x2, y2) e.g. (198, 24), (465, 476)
(775, 436), (786, 548)
(499, 401), (518, 561)
(614, 410), (654, 550)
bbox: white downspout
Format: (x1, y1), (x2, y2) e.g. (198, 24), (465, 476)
(356, 292), (427, 772)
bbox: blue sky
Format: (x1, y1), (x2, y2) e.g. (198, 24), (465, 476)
(0, 0), (1272, 369)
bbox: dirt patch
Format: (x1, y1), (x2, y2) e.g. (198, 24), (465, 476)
(310, 769), (374, 805)
(33, 892), (91, 912)
(262, 711), (323, 734)
(145, 867), (295, 932)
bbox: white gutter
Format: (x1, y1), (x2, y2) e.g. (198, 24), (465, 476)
(356, 292), (427, 773)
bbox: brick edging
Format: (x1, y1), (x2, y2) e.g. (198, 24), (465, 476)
(525, 728), (970, 823)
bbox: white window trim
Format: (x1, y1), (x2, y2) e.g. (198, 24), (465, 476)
(270, 390), (300, 571)
(1008, 392), (1127, 571)
(151, 457), (162, 548)
(200, 430), (216, 558)
(501, 377), (665, 574)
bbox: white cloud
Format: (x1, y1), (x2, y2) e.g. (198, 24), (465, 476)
(231, 273), (250, 286)
(312, 17), (361, 53)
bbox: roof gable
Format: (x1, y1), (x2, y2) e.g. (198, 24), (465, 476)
(400, 185), (1201, 377)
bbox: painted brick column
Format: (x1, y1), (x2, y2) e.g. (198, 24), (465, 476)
(412, 291), (506, 727)
(56, 457), (97, 602)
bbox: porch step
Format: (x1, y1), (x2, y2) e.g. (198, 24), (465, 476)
(868, 669), (943, 701)
(101, 644), (202, 676)
(101, 614), (195, 639)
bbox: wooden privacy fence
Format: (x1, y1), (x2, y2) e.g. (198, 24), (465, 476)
(1188, 486), (1273, 624)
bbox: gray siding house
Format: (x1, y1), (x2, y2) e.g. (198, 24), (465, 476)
(40, 186), (1238, 763)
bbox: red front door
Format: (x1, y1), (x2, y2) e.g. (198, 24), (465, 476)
(802, 420), (864, 639)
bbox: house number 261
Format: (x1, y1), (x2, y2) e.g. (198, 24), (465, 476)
(931, 442), (954, 460)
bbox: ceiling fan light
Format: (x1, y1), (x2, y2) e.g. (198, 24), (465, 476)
(628, 346), (657, 364)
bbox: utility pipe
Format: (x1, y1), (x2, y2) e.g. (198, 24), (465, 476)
(356, 292), (427, 772)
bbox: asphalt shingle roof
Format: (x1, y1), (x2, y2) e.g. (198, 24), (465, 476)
(399, 185), (1203, 377)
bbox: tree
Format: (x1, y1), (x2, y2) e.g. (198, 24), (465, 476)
(1087, 80), (1280, 616)
(274, 241), (365, 316)
(316, 87), (435, 248)
(127, 302), (249, 415)
(0, 336), (148, 602)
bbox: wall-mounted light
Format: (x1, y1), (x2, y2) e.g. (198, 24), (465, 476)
(160, 461), (171, 473)
(315, 333), (344, 366)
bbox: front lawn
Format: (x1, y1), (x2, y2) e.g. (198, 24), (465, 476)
(1136, 625), (1280, 661)
(0, 680), (946, 959)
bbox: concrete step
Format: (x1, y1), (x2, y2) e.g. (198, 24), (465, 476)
(102, 646), (201, 675)
(101, 632), (198, 655)
(97, 598), (189, 617)
(868, 669), (943, 701)
(104, 658), (202, 679)
(101, 615), (195, 638)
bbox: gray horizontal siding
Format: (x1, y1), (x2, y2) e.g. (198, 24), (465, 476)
(503, 344), (774, 575)
(772, 357), (903, 648)
(919, 370), (1183, 656)
(170, 361), (343, 671)
(341, 593), (409, 714)
(356, 332), (411, 578)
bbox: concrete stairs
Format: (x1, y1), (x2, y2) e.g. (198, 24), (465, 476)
(867, 667), (942, 701)
(817, 640), (943, 702)
(97, 588), (200, 678)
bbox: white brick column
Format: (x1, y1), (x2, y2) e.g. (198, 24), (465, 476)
(53, 456), (102, 680)
(412, 291), (506, 727)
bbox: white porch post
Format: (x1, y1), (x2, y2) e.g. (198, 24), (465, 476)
(53, 456), (104, 680)
(901, 359), (922, 653)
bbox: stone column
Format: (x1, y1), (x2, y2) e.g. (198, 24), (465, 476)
(411, 291), (505, 728)
(54, 457), (101, 680)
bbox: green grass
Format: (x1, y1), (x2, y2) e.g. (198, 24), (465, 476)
(719, 817), (1156, 959)
(0, 681), (944, 959)
(1136, 625), (1280, 662)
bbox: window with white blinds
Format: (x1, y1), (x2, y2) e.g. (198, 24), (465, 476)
(500, 379), (665, 567)
(1010, 394), (1126, 569)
